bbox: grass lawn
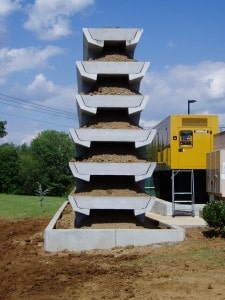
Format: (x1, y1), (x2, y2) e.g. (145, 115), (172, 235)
(0, 193), (66, 219)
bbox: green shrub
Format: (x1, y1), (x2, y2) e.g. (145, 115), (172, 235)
(203, 200), (225, 234)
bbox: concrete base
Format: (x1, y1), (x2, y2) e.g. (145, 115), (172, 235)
(44, 201), (185, 252)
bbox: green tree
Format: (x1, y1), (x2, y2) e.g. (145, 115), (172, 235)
(0, 121), (7, 138)
(0, 143), (19, 193)
(16, 152), (41, 195)
(30, 130), (75, 196)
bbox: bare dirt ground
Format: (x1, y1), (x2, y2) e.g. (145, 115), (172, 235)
(1, 212), (225, 300)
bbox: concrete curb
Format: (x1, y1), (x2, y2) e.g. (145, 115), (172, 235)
(44, 201), (185, 252)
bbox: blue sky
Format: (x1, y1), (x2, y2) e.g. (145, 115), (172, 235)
(0, 0), (225, 145)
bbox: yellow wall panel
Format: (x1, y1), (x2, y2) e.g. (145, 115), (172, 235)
(153, 114), (218, 170)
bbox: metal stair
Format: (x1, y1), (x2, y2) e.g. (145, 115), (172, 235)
(171, 169), (195, 217)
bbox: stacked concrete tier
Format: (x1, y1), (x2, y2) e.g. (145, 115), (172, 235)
(76, 95), (148, 126)
(69, 28), (156, 224)
(69, 162), (156, 181)
(75, 95), (148, 113)
(82, 28), (143, 60)
(76, 62), (149, 97)
(69, 128), (156, 147)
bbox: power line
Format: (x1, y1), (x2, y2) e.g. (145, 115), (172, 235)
(0, 111), (75, 128)
(0, 92), (77, 119)
(0, 99), (76, 119)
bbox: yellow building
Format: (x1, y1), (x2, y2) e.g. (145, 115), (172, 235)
(153, 114), (219, 170)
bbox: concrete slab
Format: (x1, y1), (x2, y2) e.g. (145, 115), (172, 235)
(69, 128), (157, 148)
(83, 28), (143, 60)
(146, 211), (207, 228)
(44, 201), (185, 252)
(75, 95), (149, 114)
(68, 195), (155, 215)
(69, 161), (156, 181)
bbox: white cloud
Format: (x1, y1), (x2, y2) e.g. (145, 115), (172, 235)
(0, 0), (22, 39)
(26, 73), (75, 110)
(27, 73), (55, 93)
(24, 0), (94, 40)
(140, 61), (225, 127)
(140, 119), (158, 129)
(0, 0), (21, 17)
(0, 45), (63, 83)
(0, 120), (42, 146)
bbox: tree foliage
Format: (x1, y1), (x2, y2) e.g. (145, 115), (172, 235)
(0, 130), (75, 196)
(0, 143), (19, 193)
(17, 152), (41, 195)
(30, 130), (75, 196)
(0, 121), (7, 138)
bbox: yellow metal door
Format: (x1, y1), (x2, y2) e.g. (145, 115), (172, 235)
(178, 128), (212, 169)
